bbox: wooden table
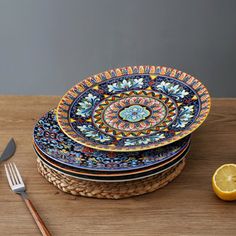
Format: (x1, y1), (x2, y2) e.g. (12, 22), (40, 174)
(0, 96), (236, 236)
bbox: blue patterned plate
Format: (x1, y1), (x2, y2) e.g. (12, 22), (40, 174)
(57, 65), (210, 152)
(33, 110), (190, 172)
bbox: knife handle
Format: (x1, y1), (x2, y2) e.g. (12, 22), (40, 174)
(23, 197), (52, 236)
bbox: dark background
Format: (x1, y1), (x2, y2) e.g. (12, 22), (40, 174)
(0, 0), (235, 97)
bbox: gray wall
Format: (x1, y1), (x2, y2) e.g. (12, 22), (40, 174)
(0, 0), (235, 97)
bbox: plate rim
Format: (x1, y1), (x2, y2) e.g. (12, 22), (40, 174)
(33, 142), (190, 176)
(36, 147), (189, 182)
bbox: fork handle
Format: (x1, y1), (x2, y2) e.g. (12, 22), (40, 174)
(21, 196), (52, 236)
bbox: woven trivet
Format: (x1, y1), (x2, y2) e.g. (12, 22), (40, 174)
(37, 158), (186, 199)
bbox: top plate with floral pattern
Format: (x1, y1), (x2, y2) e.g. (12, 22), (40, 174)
(57, 65), (211, 152)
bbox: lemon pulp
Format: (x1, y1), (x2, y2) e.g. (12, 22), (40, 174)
(212, 164), (236, 201)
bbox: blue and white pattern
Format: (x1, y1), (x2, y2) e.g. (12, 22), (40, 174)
(172, 105), (194, 128)
(156, 81), (189, 101)
(77, 124), (111, 143)
(108, 78), (143, 93)
(76, 93), (100, 118)
(124, 134), (165, 146)
(119, 105), (150, 122)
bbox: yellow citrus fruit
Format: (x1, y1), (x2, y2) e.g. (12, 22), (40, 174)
(212, 164), (236, 201)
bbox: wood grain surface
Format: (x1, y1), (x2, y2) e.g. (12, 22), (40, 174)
(0, 96), (236, 236)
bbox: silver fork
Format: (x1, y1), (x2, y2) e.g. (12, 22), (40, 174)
(5, 163), (51, 236)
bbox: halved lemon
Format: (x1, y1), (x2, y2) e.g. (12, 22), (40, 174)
(212, 164), (236, 201)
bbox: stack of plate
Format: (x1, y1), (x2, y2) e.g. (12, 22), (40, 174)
(33, 65), (211, 199)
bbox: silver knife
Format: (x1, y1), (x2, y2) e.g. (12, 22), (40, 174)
(0, 138), (16, 164)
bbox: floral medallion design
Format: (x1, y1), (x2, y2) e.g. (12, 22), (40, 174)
(57, 65), (211, 152)
(119, 105), (150, 122)
(98, 93), (170, 133)
(34, 110), (190, 171)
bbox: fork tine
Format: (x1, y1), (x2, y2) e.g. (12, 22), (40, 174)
(9, 163), (19, 184)
(4, 164), (14, 188)
(7, 163), (17, 185)
(12, 163), (24, 185)
(7, 163), (16, 185)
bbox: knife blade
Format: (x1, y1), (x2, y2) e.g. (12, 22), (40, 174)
(0, 138), (16, 163)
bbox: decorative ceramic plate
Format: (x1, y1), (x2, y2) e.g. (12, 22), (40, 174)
(57, 65), (210, 152)
(35, 147), (189, 182)
(33, 110), (190, 172)
(33, 142), (189, 176)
